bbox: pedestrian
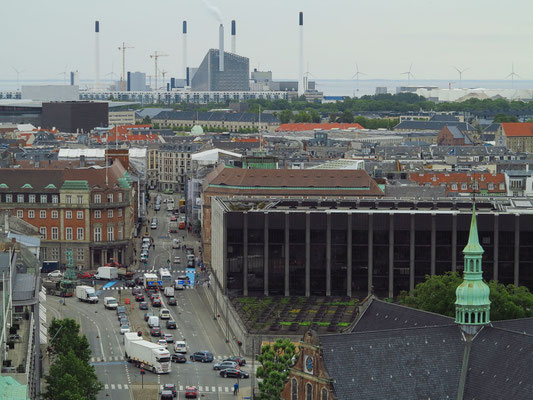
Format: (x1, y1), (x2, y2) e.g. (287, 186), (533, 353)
(233, 383), (239, 395)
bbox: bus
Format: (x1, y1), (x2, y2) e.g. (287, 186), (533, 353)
(143, 273), (161, 292)
(159, 268), (172, 286)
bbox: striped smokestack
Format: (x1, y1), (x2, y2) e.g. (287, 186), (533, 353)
(299, 12), (304, 95)
(231, 20), (236, 54)
(219, 24), (224, 72)
(95, 20), (100, 89)
(182, 20), (187, 79)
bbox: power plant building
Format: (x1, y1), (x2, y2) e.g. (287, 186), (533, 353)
(191, 49), (249, 91)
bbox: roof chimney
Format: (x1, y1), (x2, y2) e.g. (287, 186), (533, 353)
(219, 24), (224, 72)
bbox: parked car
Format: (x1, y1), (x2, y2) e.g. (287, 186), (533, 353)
(162, 384), (177, 397)
(167, 297), (177, 306)
(120, 324), (131, 335)
(119, 317), (129, 326)
(163, 333), (174, 343)
(150, 326), (162, 337)
(166, 319), (177, 329)
(189, 351), (214, 363)
(224, 356), (247, 366)
(117, 312), (127, 321)
(213, 361), (238, 371)
(47, 270), (63, 279)
(77, 271), (94, 279)
(185, 386), (198, 399)
(219, 368), (249, 379)
(171, 353), (186, 363)
(144, 312), (154, 321)
(116, 306), (126, 315)
(139, 302), (149, 310)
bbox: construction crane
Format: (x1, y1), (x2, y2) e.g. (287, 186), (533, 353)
(118, 42), (134, 91)
(149, 51), (168, 91)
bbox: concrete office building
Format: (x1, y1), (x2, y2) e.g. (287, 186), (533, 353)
(210, 196), (533, 299)
(41, 101), (108, 132)
(191, 49), (250, 91)
(108, 110), (136, 126)
(127, 72), (148, 91)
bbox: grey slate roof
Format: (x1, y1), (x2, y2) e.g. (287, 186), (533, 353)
(321, 325), (464, 400)
(447, 125), (473, 144)
(430, 114), (460, 122)
(464, 327), (533, 400)
(395, 120), (474, 131)
(483, 123), (501, 132)
(491, 317), (533, 335)
(352, 299), (454, 333)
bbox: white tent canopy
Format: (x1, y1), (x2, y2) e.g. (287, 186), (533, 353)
(192, 148), (241, 165)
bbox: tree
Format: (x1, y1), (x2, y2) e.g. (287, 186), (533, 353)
(340, 110), (354, 123)
(398, 272), (533, 320)
(48, 318), (91, 363)
(44, 350), (103, 400)
(493, 113), (519, 123)
(278, 110), (293, 124)
(142, 115), (151, 124)
(256, 338), (297, 400)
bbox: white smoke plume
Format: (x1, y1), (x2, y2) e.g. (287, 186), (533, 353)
(200, 0), (223, 23)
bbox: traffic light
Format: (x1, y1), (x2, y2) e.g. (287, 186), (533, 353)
(140, 368), (145, 375)
(137, 331), (142, 337)
(237, 340), (242, 347)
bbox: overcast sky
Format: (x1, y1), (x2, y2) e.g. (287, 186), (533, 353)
(2, 0), (533, 83)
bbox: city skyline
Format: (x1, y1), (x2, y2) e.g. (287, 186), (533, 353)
(2, 0), (533, 84)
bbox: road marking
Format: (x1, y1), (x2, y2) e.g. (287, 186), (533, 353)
(225, 387), (229, 392)
(218, 386), (222, 392)
(124, 384), (128, 389)
(104, 384), (109, 390)
(179, 385), (183, 391)
(199, 386), (203, 391)
(117, 384), (122, 390)
(212, 386), (216, 392)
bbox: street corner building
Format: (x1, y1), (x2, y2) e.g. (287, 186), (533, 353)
(0, 159), (137, 269)
(281, 209), (533, 400)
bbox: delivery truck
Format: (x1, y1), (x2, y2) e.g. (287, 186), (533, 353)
(42, 280), (74, 297)
(75, 285), (99, 303)
(94, 266), (118, 280)
(124, 332), (171, 374)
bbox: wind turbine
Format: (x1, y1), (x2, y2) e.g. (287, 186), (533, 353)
(351, 62), (366, 95)
(401, 63), (415, 85)
(12, 67), (25, 90)
(453, 66), (470, 88)
(506, 63), (521, 88)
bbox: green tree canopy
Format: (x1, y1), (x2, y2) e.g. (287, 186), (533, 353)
(48, 318), (91, 363)
(44, 350), (103, 400)
(398, 272), (533, 320)
(256, 338), (297, 400)
(493, 113), (519, 123)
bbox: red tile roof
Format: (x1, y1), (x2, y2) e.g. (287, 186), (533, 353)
(409, 172), (506, 193)
(276, 123), (364, 132)
(501, 123), (533, 137)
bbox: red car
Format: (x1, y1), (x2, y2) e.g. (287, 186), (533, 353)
(77, 271), (94, 279)
(185, 386), (198, 399)
(170, 216), (177, 222)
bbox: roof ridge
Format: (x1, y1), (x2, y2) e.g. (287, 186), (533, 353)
(372, 299), (455, 321)
(321, 323), (458, 337)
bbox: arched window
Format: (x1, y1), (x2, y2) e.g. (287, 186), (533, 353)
(291, 379), (297, 400)
(465, 312), (469, 323)
(306, 383), (312, 400)
(321, 388), (328, 400)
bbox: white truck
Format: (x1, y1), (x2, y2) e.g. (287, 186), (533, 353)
(164, 287), (175, 297)
(75, 286), (99, 303)
(124, 332), (171, 374)
(94, 266), (118, 280)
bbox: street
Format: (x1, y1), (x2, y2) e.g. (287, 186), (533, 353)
(45, 194), (251, 400)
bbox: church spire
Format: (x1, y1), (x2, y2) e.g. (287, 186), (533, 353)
(455, 204), (491, 334)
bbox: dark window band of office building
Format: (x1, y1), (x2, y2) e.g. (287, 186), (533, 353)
(212, 198), (531, 298)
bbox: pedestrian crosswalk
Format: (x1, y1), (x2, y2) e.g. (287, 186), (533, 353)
(101, 285), (194, 291)
(102, 383), (238, 392)
(136, 269), (188, 274)
(91, 356), (125, 363)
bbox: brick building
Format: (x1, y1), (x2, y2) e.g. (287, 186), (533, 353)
(496, 122), (533, 152)
(280, 330), (335, 400)
(437, 125), (473, 146)
(0, 160), (135, 269)
(409, 171), (506, 196)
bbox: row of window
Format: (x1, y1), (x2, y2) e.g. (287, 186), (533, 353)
(291, 379), (328, 400)
(448, 182), (505, 191)
(43, 247), (85, 261)
(0, 192), (124, 204)
(16, 209), (123, 219)
(39, 225), (124, 241)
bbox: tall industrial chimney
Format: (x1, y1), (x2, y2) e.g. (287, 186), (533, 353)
(219, 24), (225, 72)
(231, 20), (236, 54)
(298, 12), (304, 95)
(95, 20), (100, 89)
(182, 21), (187, 79)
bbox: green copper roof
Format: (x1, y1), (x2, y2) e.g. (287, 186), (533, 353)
(118, 177), (130, 189)
(21, 183), (33, 189)
(45, 183), (57, 189)
(0, 184), (8, 189)
(61, 180), (90, 190)
(463, 204), (484, 255)
(455, 205), (491, 327)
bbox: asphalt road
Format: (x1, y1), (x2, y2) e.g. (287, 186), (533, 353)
(46, 195), (251, 400)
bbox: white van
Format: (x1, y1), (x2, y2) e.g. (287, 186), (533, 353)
(103, 297), (118, 310)
(151, 218), (158, 229)
(159, 308), (171, 319)
(174, 341), (187, 353)
(148, 315), (160, 328)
